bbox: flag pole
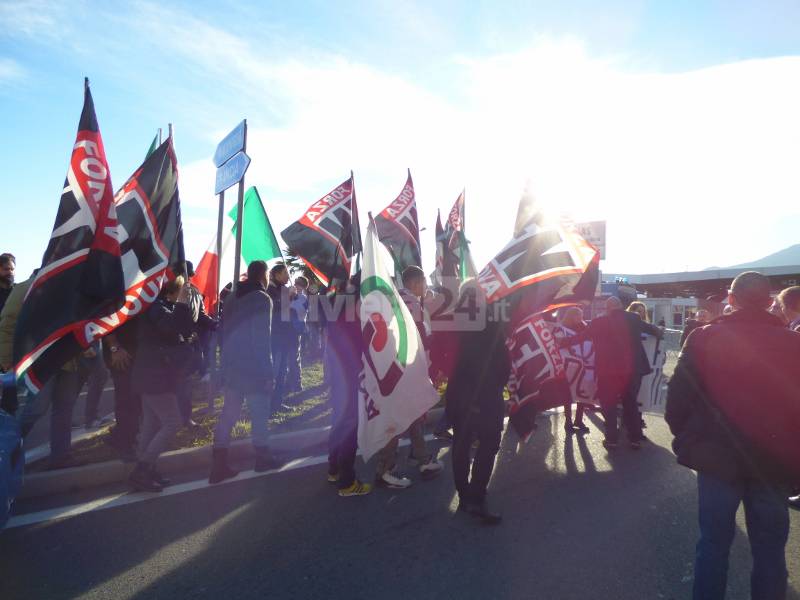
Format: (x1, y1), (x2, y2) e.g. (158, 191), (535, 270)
(158, 128), (162, 145)
(232, 119), (248, 291)
(215, 188), (225, 317)
(167, 123), (173, 139)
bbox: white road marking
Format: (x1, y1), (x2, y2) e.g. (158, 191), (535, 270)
(8, 435), (435, 529)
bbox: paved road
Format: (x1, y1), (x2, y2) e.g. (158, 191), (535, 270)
(2, 413), (798, 600)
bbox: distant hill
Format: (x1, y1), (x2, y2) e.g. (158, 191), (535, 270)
(706, 244), (800, 270)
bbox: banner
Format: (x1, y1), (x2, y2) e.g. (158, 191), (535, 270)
(281, 175), (361, 287)
(16, 139), (186, 394)
(13, 81), (125, 391)
(374, 170), (422, 273)
(358, 220), (439, 461)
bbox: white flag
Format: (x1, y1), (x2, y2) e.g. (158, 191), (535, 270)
(358, 220), (440, 461)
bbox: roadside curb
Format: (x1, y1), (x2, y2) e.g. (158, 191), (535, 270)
(19, 407), (446, 500)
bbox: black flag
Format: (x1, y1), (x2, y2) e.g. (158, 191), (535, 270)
(374, 170), (422, 272)
(14, 80), (124, 391)
(15, 138), (185, 392)
(281, 174), (361, 287)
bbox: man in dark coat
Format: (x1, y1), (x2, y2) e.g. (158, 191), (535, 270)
(666, 271), (800, 600)
(446, 290), (510, 525)
(559, 295), (662, 449)
(209, 260), (277, 484)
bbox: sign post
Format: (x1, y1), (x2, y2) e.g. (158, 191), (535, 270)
(213, 120), (250, 297)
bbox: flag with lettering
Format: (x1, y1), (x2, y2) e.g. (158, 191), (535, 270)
(281, 174), (361, 287)
(16, 138), (186, 392)
(358, 218), (439, 461)
(374, 170), (421, 273)
(13, 80), (124, 391)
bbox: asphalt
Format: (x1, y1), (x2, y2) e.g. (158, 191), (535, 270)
(1, 413), (798, 600)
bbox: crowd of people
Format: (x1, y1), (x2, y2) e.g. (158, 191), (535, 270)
(1, 250), (798, 597)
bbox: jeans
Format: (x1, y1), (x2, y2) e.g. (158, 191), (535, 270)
(286, 333), (302, 391)
(375, 416), (429, 477)
(693, 472), (789, 600)
(137, 393), (181, 464)
(272, 337), (292, 407)
(327, 365), (359, 488)
(79, 352), (109, 425)
(109, 367), (141, 452)
(598, 375), (643, 443)
(18, 369), (80, 465)
(213, 387), (271, 449)
(452, 405), (503, 503)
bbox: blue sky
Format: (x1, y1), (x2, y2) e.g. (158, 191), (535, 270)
(2, 0), (800, 280)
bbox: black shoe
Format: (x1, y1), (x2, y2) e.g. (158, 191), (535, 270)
(434, 430), (454, 443)
(465, 500), (502, 525)
(574, 423), (590, 434)
(209, 448), (240, 484)
(128, 463), (163, 493)
(564, 423), (576, 435)
(254, 447), (281, 472)
(150, 466), (171, 487)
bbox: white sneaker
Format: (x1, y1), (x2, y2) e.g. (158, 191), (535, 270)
(419, 457), (443, 479)
(377, 471), (412, 489)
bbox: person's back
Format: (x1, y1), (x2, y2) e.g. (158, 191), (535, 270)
(221, 279), (273, 392)
(670, 307), (800, 484)
(666, 271), (798, 600)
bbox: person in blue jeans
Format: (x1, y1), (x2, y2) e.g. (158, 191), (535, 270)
(266, 263), (294, 413)
(666, 272), (799, 600)
(209, 261), (279, 484)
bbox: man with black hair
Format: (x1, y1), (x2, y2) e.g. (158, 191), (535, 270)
(667, 271), (800, 600)
(267, 263), (294, 412)
(0, 253), (15, 315)
(326, 275), (372, 497)
(446, 285), (509, 525)
(210, 260), (279, 483)
(373, 266), (443, 489)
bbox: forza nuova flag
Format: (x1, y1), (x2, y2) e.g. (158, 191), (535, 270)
(477, 201), (599, 315)
(13, 80), (125, 391)
(358, 220), (439, 462)
(444, 191), (478, 281)
(374, 170), (422, 272)
(281, 176), (361, 287)
(17, 138), (187, 393)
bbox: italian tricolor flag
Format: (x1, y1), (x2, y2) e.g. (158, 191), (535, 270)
(191, 186), (282, 314)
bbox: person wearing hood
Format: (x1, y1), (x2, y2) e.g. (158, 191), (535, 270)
(209, 260), (279, 484)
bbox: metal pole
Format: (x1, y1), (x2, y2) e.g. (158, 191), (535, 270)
(158, 128), (162, 144)
(215, 190), (225, 317)
(167, 123), (173, 139)
(232, 119), (247, 291)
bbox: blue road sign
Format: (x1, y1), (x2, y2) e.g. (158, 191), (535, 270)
(215, 151), (251, 195)
(213, 120), (246, 168)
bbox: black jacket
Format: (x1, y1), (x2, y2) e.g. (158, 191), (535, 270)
(666, 309), (800, 486)
(131, 298), (194, 395)
(445, 319), (510, 426)
(561, 310), (661, 380)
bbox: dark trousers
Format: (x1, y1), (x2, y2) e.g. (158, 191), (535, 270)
(598, 375), (643, 443)
(177, 384), (192, 424)
(694, 473), (789, 600)
(48, 369), (81, 465)
(78, 352), (109, 425)
(271, 336), (292, 408)
(452, 406), (503, 503)
(109, 367), (141, 452)
(286, 333), (302, 391)
(327, 367), (359, 488)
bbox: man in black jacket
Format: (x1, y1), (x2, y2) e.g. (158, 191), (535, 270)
(446, 289), (510, 525)
(666, 271), (800, 600)
(559, 296), (662, 449)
